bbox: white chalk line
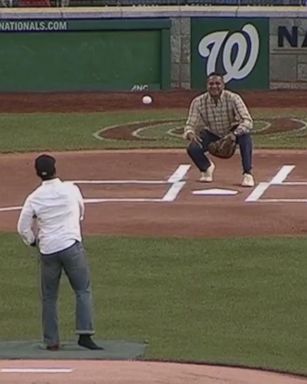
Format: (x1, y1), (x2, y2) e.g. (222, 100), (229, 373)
(167, 164), (190, 183)
(281, 182), (307, 185)
(162, 181), (186, 202)
(93, 120), (171, 141)
(132, 121), (176, 139)
(270, 165), (295, 184)
(0, 164), (191, 212)
(257, 199), (307, 203)
(85, 198), (163, 203)
(1, 164), (306, 210)
(245, 165), (307, 202)
(73, 180), (166, 184)
(1, 368), (73, 373)
(0, 206), (22, 212)
(245, 182), (270, 202)
(162, 164), (190, 202)
(84, 164), (190, 203)
(246, 165), (295, 202)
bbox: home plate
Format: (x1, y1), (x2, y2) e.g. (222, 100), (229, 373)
(192, 188), (238, 196)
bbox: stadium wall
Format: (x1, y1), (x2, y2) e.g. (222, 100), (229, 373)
(0, 6), (306, 91)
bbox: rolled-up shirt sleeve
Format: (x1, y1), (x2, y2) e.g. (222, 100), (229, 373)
(17, 197), (36, 246)
(233, 95), (253, 135)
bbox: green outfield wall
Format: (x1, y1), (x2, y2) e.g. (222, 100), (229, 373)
(1, 6), (307, 91)
(0, 19), (170, 91)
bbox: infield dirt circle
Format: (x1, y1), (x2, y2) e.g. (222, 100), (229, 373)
(0, 90), (306, 384)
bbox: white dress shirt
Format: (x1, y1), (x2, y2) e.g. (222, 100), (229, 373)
(17, 178), (85, 255)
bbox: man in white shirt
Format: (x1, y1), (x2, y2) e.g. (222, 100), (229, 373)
(17, 154), (102, 351)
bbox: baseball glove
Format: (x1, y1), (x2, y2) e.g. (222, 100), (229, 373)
(207, 133), (237, 159)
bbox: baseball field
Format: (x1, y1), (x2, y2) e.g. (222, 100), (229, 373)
(0, 89), (307, 384)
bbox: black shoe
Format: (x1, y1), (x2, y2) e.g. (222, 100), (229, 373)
(78, 335), (103, 350)
(46, 344), (60, 351)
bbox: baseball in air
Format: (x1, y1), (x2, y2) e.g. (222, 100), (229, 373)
(142, 95), (152, 105)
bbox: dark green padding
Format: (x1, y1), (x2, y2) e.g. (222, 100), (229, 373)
(0, 340), (146, 360)
(0, 31), (161, 92)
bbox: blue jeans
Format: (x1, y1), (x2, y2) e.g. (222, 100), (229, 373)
(187, 130), (253, 174)
(40, 241), (94, 346)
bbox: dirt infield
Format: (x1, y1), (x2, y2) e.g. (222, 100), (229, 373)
(0, 149), (306, 238)
(1, 89), (307, 112)
(1, 89), (307, 383)
(1, 360), (307, 384)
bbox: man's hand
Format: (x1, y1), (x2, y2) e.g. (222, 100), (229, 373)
(225, 132), (237, 141)
(186, 132), (202, 147)
(207, 133), (237, 159)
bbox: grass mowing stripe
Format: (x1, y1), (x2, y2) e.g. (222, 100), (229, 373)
(0, 233), (306, 374)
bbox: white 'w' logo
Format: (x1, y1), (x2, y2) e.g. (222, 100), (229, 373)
(198, 23), (259, 83)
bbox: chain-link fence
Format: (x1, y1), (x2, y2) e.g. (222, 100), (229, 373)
(0, 0), (306, 7)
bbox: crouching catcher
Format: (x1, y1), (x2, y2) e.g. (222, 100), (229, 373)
(183, 72), (255, 187)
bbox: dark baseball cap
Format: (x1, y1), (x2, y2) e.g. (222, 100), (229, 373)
(35, 154), (56, 178)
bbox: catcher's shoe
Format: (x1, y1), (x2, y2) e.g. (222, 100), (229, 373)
(200, 162), (215, 182)
(241, 173), (255, 187)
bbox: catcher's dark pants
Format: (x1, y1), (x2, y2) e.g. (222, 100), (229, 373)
(187, 130), (253, 174)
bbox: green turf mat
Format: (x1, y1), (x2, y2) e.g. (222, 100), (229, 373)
(0, 340), (146, 360)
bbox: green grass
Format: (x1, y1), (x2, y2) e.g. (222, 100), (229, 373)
(0, 110), (183, 152)
(1, 107), (306, 376)
(1, 233), (307, 375)
(0, 108), (306, 152)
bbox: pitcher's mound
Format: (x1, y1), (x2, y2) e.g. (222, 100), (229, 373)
(0, 340), (145, 360)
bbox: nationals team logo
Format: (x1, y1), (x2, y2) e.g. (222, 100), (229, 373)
(191, 18), (269, 90)
(198, 24), (259, 83)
